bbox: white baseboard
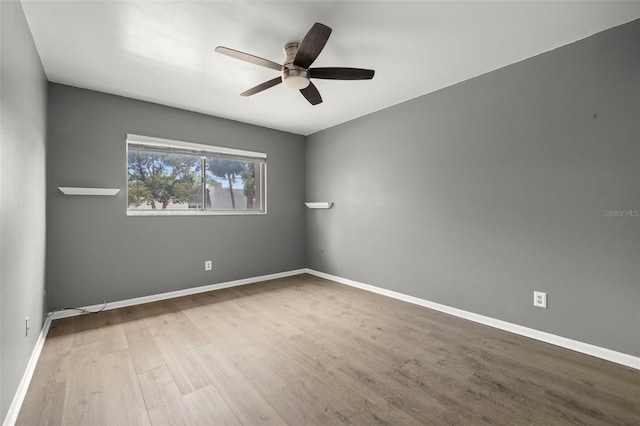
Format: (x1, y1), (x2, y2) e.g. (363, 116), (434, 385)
(50, 269), (307, 320)
(304, 269), (640, 371)
(3, 316), (52, 426)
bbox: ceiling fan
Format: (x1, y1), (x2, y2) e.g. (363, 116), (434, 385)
(215, 22), (375, 105)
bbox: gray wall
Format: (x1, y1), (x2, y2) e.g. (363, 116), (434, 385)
(306, 20), (640, 357)
(46, 84), (306, 309)
(0, 0), (48, 420)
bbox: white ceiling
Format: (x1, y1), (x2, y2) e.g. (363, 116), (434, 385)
(21, 1), (640, 136)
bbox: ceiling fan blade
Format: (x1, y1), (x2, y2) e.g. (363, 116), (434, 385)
(300, 82), (323, 105)
(215, 46), (281, 71)
(310, 67), (375, 80)
(294, 23), (332, 69)
(241, 77), (282, 96)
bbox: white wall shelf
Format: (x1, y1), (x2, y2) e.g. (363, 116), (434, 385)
(305, 202), (333, 209)
(58, 187), (120, 196)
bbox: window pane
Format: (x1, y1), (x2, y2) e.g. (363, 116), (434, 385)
(128, 149), (202, 211)
(127, 135), (266, 215)
(205, 158), (263, 211)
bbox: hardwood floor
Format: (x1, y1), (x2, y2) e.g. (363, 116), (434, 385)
(17, 274), (640, 425)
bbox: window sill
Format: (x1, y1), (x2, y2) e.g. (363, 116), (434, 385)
(127, 209), (266, 217)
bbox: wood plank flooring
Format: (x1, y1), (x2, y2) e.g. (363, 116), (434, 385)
(17, 274), (640, 425)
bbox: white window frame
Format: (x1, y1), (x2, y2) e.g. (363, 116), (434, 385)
(126, 134), (267, 216)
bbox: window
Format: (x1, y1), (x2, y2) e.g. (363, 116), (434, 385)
(127, 134), (266, 215)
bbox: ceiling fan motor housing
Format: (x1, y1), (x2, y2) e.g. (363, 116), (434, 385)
(282, 42), (310, 89)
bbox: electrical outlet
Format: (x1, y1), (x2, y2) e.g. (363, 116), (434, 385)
(534, 291), (547, 309)
(25, 316), (30, 337)
(205, 260), (212, 271)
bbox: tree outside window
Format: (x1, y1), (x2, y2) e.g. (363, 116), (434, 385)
(127, 140), (265, 215)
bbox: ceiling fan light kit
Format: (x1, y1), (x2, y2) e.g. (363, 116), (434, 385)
(216, 22), (375, 105)
(282, 72), (310, 90)
(282, 70), (310, 90)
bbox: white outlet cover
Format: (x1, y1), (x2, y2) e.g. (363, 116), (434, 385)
(534, 291), (547, 308)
